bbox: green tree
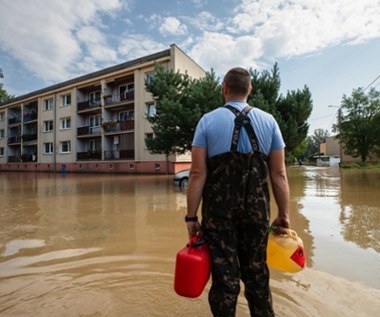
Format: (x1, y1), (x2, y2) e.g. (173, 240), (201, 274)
(0, 68), (13, 103)
(144, 64), (221, 170)
(292, 138), (308, 164)
(309, 128), (329, 156)
(335, 87), (380, 162)
(248, 63), (313, 157)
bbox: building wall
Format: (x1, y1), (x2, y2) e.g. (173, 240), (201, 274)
(0, 44), (205, 173)
(321, 135), (379, 163)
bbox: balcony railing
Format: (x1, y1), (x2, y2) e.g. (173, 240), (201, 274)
(8, 117), (22, 125)
(23, 112), (38, 122)
(104, 150), (134, 160)
(77, 151), (102, 161)
(22, 134), (37, 142)
(104, 91), (134, 106)
(77, 100), (102, 111)
(8, 156), (22, 162)
(102, 120), (134, 133)
(77, 126), (102, 136)
(8, 136), (21, 144)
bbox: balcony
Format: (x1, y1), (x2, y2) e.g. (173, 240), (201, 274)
(8, 156), (21, 162)
(22, 134), (37, 142)
(77, 126), (102, 136)
(21, 153), (37, 162)
(102, 120), (134, 133)
(77, 100), (102, 112)
(77, 151), (102, 161)
(8, 136), (21, 144)
(104, 91), (134, 107)
(8, 117), (22, 125)
(104, 150), (134, 160)
(23, 112), (38, 122)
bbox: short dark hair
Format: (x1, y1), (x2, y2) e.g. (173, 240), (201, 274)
(223, 67), (251, 95)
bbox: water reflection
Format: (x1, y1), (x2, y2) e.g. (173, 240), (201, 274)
(0, 169), (379, 317)
(291, 166), (380, 289)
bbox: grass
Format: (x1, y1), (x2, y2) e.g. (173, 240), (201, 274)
(340, 162), (380, 169)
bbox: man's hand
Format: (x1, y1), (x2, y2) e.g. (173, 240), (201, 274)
(270, 214), (290, 235)
(186, 221), (201, 239)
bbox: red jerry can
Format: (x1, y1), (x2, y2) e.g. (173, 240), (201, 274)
(174, 236), (211, 298)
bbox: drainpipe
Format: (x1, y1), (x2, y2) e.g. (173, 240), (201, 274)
(53, 93), (57, 174)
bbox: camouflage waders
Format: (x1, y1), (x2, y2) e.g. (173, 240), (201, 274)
(201, 105), (275, 317)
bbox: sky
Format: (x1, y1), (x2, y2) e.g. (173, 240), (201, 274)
(1, 0), (380, 135)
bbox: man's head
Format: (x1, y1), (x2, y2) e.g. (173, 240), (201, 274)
(222, 67), (252, 101)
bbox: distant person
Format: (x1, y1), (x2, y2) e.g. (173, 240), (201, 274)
(185, 67), (291, 316)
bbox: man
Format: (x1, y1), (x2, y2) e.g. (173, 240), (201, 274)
(185, 67), (290, 317)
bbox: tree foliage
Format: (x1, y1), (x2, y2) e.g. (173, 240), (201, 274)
(248, 63), (313, 156)
(334, 87), (380, 162)
(0, 69), (13, 103)
(145, 63), (312, 161)
(144, 64), (222, 160)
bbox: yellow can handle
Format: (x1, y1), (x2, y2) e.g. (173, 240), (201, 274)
(268, 226), (298, 241)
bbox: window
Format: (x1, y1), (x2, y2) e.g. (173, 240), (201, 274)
(89, 115), (101, 127)
(61, 117), (71, 129)
(62, 94), (71, 106)
(89, 91), (101, 106)
(119, 83), (134, 100)
(88, 139), (101, 152)
(0, 112), (4, 121)
(0, 147), (4, 156)
(44, 98), (54, 111)
(60, 141), (71, 153)
(144, 72), (155, 85)
(0, 129), (4, 138)
(119, 110), (134, 121)
(146, 103), (156, 117)
(44, 143), (54, 154)
(44, 120), (53, 132)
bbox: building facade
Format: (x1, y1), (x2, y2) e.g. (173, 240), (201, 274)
(0, 44), (204, 174)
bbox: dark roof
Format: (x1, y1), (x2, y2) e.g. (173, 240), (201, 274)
(1, 48), (171, 106)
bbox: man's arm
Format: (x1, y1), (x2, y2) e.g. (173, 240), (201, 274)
(267, 148), (290, 233)
(186, 146), (207, 238)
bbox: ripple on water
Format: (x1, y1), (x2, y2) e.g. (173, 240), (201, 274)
(1, 250), (380, 316)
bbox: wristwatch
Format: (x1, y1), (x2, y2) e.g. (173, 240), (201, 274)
(184, 215), (198, 222)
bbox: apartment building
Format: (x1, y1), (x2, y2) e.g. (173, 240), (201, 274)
(0, 44), (205, 174)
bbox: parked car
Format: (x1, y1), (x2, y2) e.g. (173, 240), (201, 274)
(173, 169), (190, 189)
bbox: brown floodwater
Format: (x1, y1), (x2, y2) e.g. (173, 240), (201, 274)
(0, 166), (379, 317)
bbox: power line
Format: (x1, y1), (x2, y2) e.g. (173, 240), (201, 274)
(309, 112), (337, 121)
(364, 74), (380, 91)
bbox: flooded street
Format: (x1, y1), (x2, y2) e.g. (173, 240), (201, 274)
(0, 166), (379, 316)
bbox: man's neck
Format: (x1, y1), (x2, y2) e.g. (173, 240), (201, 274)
(224, 98), (247, 103)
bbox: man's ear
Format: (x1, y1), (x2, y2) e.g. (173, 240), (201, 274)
(248, 85), (253, 95)
(222, 82), (228, 95)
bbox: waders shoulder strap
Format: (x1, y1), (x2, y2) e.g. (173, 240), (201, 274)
(224, 104), (260, 152)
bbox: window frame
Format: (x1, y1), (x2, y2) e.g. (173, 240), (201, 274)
(43, 142), (54, 154)
(61, 94), (71, 106)
(44, 120), (54, 132)
(60, 117), (71, 130)
(146, 102), (156, 118)
(44, 98), (54, 111)
(60, 140), (71, 153)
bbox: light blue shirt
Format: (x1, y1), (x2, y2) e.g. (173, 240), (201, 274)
(192, 101), (285, 158)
